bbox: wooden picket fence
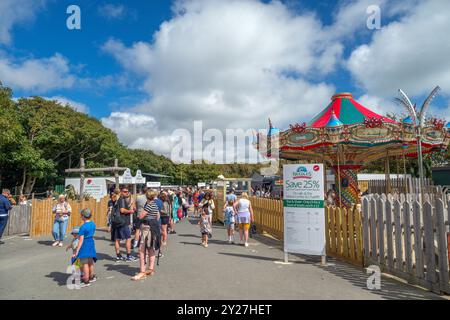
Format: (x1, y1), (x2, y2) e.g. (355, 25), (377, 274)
(362, 194), (450, 294)
(4, 204), (32, 236)
(368, 177), (437, 194)
(29, 196), (109, 237)
(249, 196), (284, 240)
(325, 205), (364, 266)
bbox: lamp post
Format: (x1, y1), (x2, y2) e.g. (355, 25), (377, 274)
(397, 86), (441, 201)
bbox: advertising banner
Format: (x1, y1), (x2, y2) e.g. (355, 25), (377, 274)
(283, 164), (325, 256)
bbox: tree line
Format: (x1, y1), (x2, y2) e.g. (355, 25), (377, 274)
(0, 84), (263, 195)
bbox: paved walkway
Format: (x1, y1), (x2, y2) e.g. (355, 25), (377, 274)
(0, 215), (446, 300)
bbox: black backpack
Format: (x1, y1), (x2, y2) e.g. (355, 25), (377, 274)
(111, 199), (127, 228)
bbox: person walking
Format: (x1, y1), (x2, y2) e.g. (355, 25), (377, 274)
(52, 195), (72, 247)
(107, 191), (120, 241)
(72, 208), (97, 287)
(198, 207), (212, 248)
(132, 191), (160, 281)
(181, 192), (189, 219)
(172, 191), (180, 225)
(233, 192), (254, 247)
(0, 189), (13, 244)
(223, 200), (236, 243)
(113, 188), (137, 262)
(134, 187), (148, 250)
(193, 190), (200, 217)
(159, 192), (170, 245)
(200, 192), (215, 225)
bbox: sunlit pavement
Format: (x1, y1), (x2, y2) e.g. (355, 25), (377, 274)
(0, 215), (445, 300)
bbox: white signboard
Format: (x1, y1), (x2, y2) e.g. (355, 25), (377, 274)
(135, 170), (146, 184)
(146, 181), (161, 188)
(65, 177), (107, 201)
(198, 182), (206, 188)
(122, 168), (133, 184)
(283, 164), (325, 257)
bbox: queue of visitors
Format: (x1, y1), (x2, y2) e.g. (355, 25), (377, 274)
(0, 185), (255, 287)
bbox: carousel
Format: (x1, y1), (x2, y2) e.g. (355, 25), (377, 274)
(256, 91), (450, 207)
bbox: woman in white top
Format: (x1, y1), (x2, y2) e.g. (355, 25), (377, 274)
(233, 192), (254, 247)
(51, 194), (72, 247)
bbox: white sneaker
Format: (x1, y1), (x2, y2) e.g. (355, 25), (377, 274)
(204, 243), (208, 248)
(52, 241), (59, 247)
(58, 242), (64, 247)
(244, 242), (249, 247)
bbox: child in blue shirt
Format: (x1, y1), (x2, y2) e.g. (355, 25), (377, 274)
(73, 208), (97, 287)
(223, 200), (236, 243)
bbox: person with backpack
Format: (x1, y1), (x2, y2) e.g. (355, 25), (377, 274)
(131, 191), (161, 281)
(112, 188), (137, 262)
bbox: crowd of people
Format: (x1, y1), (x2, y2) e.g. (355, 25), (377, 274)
(0, 185), (255, 287)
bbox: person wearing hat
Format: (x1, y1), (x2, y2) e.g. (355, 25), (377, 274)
(72, 208), (97, 287)
(51, 194), (72, 247)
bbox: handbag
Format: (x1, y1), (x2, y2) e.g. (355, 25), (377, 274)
(177, 208), (183, 219)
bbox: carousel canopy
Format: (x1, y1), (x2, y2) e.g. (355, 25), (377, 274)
(256, 92), (450, 166)
(308, 93), (396, 127)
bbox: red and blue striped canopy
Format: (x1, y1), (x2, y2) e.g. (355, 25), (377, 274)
(308, 93), (396, 128)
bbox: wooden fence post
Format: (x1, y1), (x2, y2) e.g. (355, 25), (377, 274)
(413, 201), (424, 279)
(435, 199), (450, 291)
(362, 198), (370, 265)
(403, 201), (413, 275)
(385, 199), (394, 271)
(393, 200), (403, 271)
(423, 201), (437, 287)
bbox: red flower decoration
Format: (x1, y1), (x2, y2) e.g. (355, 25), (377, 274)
(364, 117), (383, 128)
(289, 122), (307, 133)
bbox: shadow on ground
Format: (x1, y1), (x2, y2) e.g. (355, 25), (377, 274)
(45, 271), (69, 287)
(217, 252), (318, 264)
(37, 240), (55, 246)
(104, 263), (139, 277)
(317, 263), (443, 300)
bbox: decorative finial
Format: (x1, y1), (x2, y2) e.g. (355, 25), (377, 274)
(268, 118), (273, 129)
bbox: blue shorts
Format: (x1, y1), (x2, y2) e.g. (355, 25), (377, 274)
(114, 225), (131, 240)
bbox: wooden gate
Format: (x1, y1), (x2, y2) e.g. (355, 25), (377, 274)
(4, 204), (32, 236)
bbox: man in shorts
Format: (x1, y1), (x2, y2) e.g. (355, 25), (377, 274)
(133, 187), (148, 250)
(114, 188), (138, 262)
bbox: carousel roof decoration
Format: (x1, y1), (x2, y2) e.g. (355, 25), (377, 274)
(257, 92), (450, 165)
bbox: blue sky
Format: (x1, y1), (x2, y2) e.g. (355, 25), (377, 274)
(1, 0), (449, 156)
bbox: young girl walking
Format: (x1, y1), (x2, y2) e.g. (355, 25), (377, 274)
(198, 208), (212, 247)
(223, 200), (236, 243)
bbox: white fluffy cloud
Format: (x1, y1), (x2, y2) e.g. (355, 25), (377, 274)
(101, 0), (450, 160)
(0, 53), (76, 93)
(45, 96), (89, 113)
(98, 4), (126, 20)
(347, 0), (450, 97)
(101, 0), (345, 157)
(0, 0), (46, 45)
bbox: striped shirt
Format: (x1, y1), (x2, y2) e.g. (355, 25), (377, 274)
(143, 201), (159, 221)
